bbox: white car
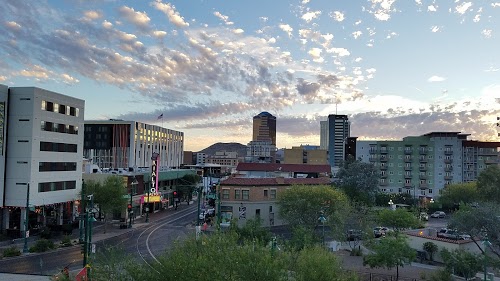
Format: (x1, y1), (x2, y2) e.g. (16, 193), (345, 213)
(430, 211), (446, 218)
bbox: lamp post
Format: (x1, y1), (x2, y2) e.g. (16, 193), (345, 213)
(388, 199), (395, 211)
(145, 182), (150, 223)
(23, 183), (30, 253)
(79, 180), (86, 243)
(483, 232), (491, 281)
(83, 194), (97, 278)
(129, 177), (138, 228)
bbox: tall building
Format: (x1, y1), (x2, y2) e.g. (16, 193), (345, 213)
(253, 112), (276, 145)
(356, 132), (500, 200)
(246, 140), (275, 163)
(83, 120), (183, 171)
(327, 114), (350, 169)
(1, 85), (84, 234)
(284, 146), (328, 165)
(320, 120), (328, 150)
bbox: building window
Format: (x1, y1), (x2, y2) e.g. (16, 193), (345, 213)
(222, 189), (229, 199)
(242, 190), (249, 201)
(429, 189), (433, 194)
(264, 189), (268, 197)
(270, 189), (277, 199)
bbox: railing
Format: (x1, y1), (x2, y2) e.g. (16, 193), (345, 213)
(350, 271), (418, 281)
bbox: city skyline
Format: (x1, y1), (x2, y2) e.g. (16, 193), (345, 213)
(1, 0), (499, 151)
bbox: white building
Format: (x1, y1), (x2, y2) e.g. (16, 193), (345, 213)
(83, 120), (184, 171)
(246, 140), (276, 163)
(1, 85), (84, 233)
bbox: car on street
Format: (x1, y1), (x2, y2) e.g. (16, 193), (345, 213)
(430, 211), (446, 218)
(373, 227), (391, 238)
(437, 228), (471, 240)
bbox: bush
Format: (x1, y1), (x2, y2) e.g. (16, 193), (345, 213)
(29, 239), (55, 253)
(40, 227), (52, 239)
(350, 247), (363, 256)
(60, 236), (72, 247)
(3, 246), (21, 257)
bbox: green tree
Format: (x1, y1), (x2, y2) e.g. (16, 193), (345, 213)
(293, 246), (358, 281)
(336, 156), (379, 204)
(440, 248), (483, 280)
(377, 209), (420, 231)
(477, 165), (500, 203)
(363, 234), (416, 280)
(375, 192), (414, 206)
(177, 174), (201, 201)
(448, 203), (500, 258)
(236, 218), (272, 244)
(277, 185), (349, 232)
(83, 176), (128, 233)
(423, 242), (438, 262)
(438, 182), (478, 209)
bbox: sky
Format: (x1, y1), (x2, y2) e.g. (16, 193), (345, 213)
(1, 0), (500, 152)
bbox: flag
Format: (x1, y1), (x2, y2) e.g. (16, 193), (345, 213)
(157, 113), (163, 120)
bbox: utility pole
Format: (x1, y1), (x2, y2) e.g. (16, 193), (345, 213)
(79, 180), (85, 243)
(23, 183), (30, 253)
(145, 182), (150, 223)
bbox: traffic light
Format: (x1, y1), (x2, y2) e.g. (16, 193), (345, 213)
(173, 191), (178, 197)
(127, 204), (132, 212)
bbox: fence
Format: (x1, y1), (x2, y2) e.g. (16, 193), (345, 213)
(351, 271), (418, 281)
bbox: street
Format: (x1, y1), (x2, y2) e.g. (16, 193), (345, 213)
(0, 204), (198, 276)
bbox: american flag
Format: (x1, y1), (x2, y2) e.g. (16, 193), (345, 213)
(157, 113), (163, 119)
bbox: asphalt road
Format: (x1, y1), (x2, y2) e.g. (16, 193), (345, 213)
(0, 204), (198, 276)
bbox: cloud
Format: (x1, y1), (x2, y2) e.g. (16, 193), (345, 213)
(5, 21), (22, 31)
(492, 3), (500, 8)
(428, 75), (446, 82)
(427, 5), (437, 12)
(214, 11), (234, 25)
(83, 10), (102, 21)
(232, 28), (244, 34)
(301, 11), (321, 23)
(152, 30), (167, 38)
(279, 24), (293, 37)
(308, 48), (323, 63)
(368, 0), (396, 21)
(152, 1), (189, 28)
(327, 47), (350, 57)
(430, 26), (441, 33)
(352, 31), (362, 39)
(330, 11), (345, 22)
(482, 29), (492, 38)
(61, 73), (79, 84)
(455, 2), (472, 15)
(118, 6), (151, 30)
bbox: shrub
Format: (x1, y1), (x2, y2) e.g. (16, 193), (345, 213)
(3, 246), (21, 257)
(350, 247), (363, 256)
(60, 236), (72, 247)
(40, 227), (52, 239)
(29, 239), (55, 253)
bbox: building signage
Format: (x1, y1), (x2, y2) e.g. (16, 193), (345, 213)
(142, 195), (161, 203)
(151, 152), (159, 193)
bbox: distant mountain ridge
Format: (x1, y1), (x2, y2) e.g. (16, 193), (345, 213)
(198, 142), (247, 157)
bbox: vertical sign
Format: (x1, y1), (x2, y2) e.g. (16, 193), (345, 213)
(151, 158), (157, 194)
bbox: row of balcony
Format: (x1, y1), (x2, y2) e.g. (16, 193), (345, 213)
(370, 156), (453, 163)
(369, 148), (430, 154)
(379, 182), (431, 189)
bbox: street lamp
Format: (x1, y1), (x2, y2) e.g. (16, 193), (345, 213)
(482, 232), (491, 281)
(388, 199), (395, 211)
(17, 183), (30, 253)
(145, 182), (150, 223)
(129, 177), (138, 228)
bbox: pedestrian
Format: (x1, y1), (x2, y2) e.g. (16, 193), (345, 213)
(202, 222), (208, 231)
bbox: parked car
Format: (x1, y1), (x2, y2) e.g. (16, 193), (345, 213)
(419, 212), (429, 221)
(373, 227), (390, 238)
(430, 211), (446, 218)
(437, 228), (470, 240)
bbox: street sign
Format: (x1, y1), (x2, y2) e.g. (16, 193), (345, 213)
(239, 206), (246, 219)
(122, 194), (131, 199)
(26, 230), (30, 238)
(91, 243), (96, 253)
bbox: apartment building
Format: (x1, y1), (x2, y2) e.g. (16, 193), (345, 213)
(283, 146), (328, 165)
(327, 114), (350, 170)
(83, 120), (183, 171)
(1, 85), (84, 235)
(356, 132), (500, 200)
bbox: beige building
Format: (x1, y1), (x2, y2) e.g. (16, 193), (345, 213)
(219, 177), (331, 227)
(284, 146), (328, 165)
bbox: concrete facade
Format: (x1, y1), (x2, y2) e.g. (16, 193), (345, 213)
(327, 114), (350, 170)
(83, 120), (183, 171)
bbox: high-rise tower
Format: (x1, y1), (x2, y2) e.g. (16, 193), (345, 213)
(327, 114), (350, 169)
(253, 112), (276, 145)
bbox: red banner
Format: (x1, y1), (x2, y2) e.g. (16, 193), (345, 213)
(75, 267), (88, 281)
